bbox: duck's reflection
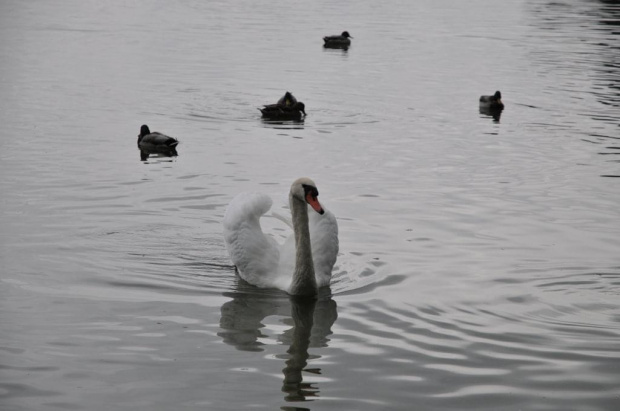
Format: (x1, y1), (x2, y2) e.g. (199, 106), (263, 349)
(139, 148), (178, 162)
(260, 118), (305, 130)
(323, 44), (350, 53)
(479, 106), (503, 123)
(218, 285), (337, 405)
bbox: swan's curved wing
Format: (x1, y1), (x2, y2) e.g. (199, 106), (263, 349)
(223, 192), (280, 287)
(309, 207), (339, 287)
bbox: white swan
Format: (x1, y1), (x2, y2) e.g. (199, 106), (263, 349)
(223, 178), (339, 296)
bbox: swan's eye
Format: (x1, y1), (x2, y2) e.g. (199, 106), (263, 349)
(302, 184), (319, 199)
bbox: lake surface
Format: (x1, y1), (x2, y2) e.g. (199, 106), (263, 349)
(1, 0), (619, 410)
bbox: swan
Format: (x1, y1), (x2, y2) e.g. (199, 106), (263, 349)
(137, 124), (179, 157)
(479, 91), (504, 109)
(223, 178), (338, 296)
(323, 31), (353, 48)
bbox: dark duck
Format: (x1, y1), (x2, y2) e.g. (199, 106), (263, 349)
(479, 91), (504, 110)
(323, 31), (353, 48)
(137, 124), (179, 160)
(259, 92), (306, 121)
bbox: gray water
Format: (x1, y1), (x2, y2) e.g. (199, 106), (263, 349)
(1, 1), (619, 410)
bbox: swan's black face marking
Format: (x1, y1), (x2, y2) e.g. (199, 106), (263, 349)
(302, 184), (319, 198)
(302, 184), (324, 215)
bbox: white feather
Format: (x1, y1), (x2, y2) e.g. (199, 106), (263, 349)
(222, 188), (338, 293)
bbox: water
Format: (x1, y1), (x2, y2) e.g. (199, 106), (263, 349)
(1, 0), (619, 410)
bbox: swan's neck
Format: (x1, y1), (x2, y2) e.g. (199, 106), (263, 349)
(289, 195), (317, 296)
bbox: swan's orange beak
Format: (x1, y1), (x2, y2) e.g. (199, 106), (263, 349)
(306, 192), (325, 215)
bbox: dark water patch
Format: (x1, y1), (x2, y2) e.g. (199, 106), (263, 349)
(43, 402), (82, 410)
(0, 383), (60, 399)
(0, 347), (25, 355)
(177, 174), (202, 180)
(0, 365), (59, 372)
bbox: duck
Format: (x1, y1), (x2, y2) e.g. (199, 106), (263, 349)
(479, 91), (504, 109)
(277, 91), (298, 106)
(137, 125), (179, 157)
(259, 92), (307, 121)
(323, 31), (353, 48)
(223, 177), (339, 297)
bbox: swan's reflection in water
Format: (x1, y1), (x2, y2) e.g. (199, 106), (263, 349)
(218, 284), (337, 406)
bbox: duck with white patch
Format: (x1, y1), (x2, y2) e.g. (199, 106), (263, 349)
(137, 124), (179, 160)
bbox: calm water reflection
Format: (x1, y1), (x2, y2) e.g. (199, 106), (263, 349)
(1, 0), (619, 410)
